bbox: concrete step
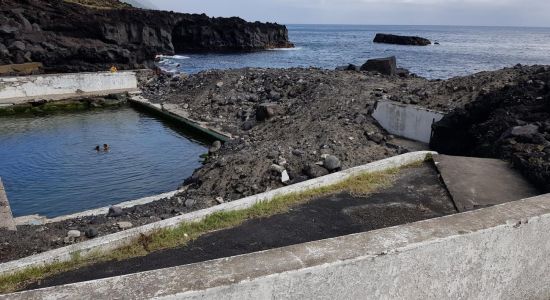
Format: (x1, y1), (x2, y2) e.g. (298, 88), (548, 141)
(433, 155), (540, 212)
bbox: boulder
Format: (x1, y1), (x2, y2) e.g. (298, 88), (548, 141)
(361, 56), (397, 76)
(256, 103), (281, 121)
(209, 141), (222, 154)
(8, 41), (26, 52)
(510, 124), (539, 138)
(0, 43), (9, 56)
(373, 33), (431, 46)
(67, 230), (81, 238)
(270, 164), (286, 174)
(366, 131), (385, 144)
(242, 119), (256, 131)
(336, 64), (360, 71)
(304, 164), (329, 179)
(85, 227), (99, 238)
(269, 91), (281, 101)
(107, 206), (123, 217)
(184, 199), (196, 208)
(323, 155), (342, 172)
(117, 221), (133, 230)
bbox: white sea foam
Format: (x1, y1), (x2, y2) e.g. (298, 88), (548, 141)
(268, 47), (303, 51)
(156, 54), (191, 60)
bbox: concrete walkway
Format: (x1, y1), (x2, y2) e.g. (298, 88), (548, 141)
(433, 155), (540, 212)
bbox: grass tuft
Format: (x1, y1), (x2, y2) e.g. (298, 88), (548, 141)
(0, 164), (415, 294)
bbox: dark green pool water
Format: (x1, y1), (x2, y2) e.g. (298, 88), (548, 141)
(0, 107), (207, 218)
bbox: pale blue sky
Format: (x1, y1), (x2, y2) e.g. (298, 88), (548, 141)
(135, 0), (550, 27)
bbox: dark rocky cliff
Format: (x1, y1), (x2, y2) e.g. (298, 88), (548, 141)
(0, 0), (293, 73)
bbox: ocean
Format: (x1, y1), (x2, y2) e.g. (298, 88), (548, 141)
(159, 24), (550, 79)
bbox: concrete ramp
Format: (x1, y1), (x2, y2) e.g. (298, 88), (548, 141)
(434, 155), (540, 212)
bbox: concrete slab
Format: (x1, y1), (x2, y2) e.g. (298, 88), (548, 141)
(0, 178), (16, 231)
(129, 95), (233, 142)
(434, 155), (540, 212)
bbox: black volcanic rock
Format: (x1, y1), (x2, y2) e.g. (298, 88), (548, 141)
(373, 33), (431, 46)
(431, 69), (550, 191)
(360, 56), (397, 76)
(0, 0), (293, 73)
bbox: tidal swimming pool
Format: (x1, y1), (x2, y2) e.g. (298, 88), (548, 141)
(0, 106), (207, 218)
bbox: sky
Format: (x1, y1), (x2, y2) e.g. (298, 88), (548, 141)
(138, 0), (550, 27)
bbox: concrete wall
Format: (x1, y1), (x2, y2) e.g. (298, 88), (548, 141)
(6, 194), (550, 300)
(0, 178), (16, 231)
(0, 71), (138, 104)
(373, 100), (444, 143)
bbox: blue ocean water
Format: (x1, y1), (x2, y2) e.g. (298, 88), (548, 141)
(0, 108), (207, 217)
(159, 25), (550, 79)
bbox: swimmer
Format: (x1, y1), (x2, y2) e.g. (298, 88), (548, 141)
(103, 144), (110, 152)
(94, 145), (100, 152)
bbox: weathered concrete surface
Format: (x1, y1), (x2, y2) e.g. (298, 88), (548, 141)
(0, 151), (433, 276)
(0, 178), (16, 231)
(6, 194), (550, 299)
(0, 71), (138, 104)
(372, 100), (444, 143)
(434, 154), (540, 212)
(130, 94), (233, 142)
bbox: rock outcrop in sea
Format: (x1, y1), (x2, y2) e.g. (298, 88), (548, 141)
(373, 33), (431, 46)
(0, 0), (294, 73)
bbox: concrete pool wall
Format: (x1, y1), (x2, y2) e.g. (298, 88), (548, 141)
(0, 71), (138, 104)
(373, 100), (445, 143)
(0, 178), (16, 231)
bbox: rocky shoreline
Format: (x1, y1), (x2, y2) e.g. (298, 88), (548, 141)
(0, 0), (293, 73)
(1, 64), (549, 262)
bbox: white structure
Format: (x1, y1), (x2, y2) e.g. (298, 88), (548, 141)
(0, 71), (138, 104)
(373, 100), (444, 143)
